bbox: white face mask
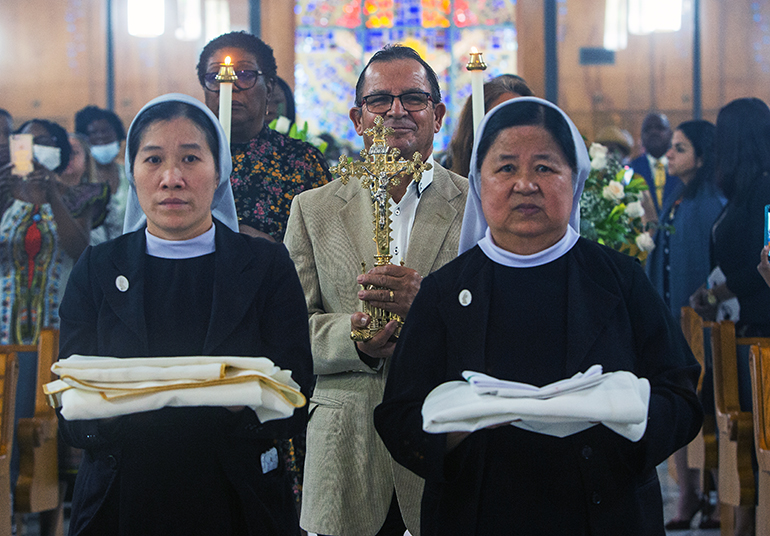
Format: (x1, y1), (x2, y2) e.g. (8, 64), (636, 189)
(91, 141), (120, 165)
(33, 144), (61, 171)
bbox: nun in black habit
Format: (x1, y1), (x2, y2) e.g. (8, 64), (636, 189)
(374, 97), (703, 535)
(57, 93), (312, 536)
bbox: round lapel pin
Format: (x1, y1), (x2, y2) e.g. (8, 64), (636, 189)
(116, 275), (129, 292)
(459, 289), (472, 306)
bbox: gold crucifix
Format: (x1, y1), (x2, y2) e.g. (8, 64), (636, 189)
(330, 115), (432, 341)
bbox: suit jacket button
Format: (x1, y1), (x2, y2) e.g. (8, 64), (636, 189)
(592, 492), (601, 505)
(581, 445), (592, 459)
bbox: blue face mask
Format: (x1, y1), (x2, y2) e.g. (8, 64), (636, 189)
(91, 141), (120, 165)
(33, 144), (61, 171)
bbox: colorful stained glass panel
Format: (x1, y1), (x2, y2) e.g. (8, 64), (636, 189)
(365, 0), (394, 28)
(454, 0), (516, 28)
(295, 29), (361, 143)
(422, 0), (450, 28)
(296, 0), (361, 28)
(449, 27), (519, 130)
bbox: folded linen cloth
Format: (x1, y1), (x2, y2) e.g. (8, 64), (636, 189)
(422, 366), (650, 441)
(44, 355), (306, 423)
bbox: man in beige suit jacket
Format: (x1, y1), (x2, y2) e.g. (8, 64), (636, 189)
(284, 45), (468, 536)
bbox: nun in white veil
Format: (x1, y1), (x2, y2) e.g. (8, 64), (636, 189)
(57, 93), (311, 536)
(374, 97), (702, 536)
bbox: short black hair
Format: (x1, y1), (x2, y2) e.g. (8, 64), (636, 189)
(196, 31), (277, 88)
(16, 118), (72, 174)
(354, 45), (442, 108)
(127, 101), (219, 176)
(475, 101), (576, 176)
(74, 105), (126, 142)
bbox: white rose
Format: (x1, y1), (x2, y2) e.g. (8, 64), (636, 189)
(589, 143), (608, 160)
(602, 181), (625, 202)
(625, 201), (645, 219)
(635, 233), (656, 252)
(590, 154), (607, 170)
(274, 116), (291, 134)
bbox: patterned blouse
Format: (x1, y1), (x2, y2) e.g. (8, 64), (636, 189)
(230, 127), (331, 241)
(0, 183), (108, 344)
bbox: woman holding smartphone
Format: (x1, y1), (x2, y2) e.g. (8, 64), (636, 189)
(689, 97), (770, 536)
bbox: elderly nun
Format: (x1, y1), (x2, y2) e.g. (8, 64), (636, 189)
(374, 97), (702, 535)
(57, 93), (312, 536)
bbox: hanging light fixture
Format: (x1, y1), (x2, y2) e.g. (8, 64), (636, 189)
(628, 0), (682, 35)
(204, 0), (231, 43)
(603, 0), (628, 50)
(127, 0), (165, 38)
(176, 0), (202, 41)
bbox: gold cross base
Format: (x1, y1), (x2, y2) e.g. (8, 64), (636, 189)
(351, 297), (403, 342)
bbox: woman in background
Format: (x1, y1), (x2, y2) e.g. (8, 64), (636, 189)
(265, 76), (297, 128)
(444, 74), (533, 178)
(75, 105), (128, 243)
(690, 97), (770, 536)
(0, 119), (104, 344)
(198, 32), (331, 242)
(646, 120), (725, 530)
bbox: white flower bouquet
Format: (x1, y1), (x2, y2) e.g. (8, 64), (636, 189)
(580, 143), (653, 261)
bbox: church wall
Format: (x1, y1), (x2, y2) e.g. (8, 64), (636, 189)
(0, 0), (768, 151)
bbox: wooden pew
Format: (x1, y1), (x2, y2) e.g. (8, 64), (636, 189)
(0, 329), (62, 536)
(0, 353), (19, 536)
(711, 320), (769, 535)
(749, 344), (770, 536)
(681, 307), (718, 490)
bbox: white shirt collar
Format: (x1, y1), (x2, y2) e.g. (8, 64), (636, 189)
(145, 224), (216, 259)
(478, 226), (579, 268)
(388, 155), (434, 265)
(647, 154), (668, 169)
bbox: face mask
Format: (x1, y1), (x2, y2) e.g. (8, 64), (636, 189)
(33, 144), (61, 171)
(91, 141), (120, 165)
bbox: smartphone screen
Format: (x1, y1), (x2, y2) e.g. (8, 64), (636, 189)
(10, 133), (33, 177)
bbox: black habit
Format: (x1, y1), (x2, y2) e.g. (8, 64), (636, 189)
(57, 219), (312, 536)
(374, 238), (702, 536)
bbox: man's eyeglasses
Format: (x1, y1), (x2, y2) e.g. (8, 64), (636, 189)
(203, 70), (264, 92)
(361, 92), (432, 113)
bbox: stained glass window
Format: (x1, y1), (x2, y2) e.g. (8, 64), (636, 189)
(295, 0), (517, 154)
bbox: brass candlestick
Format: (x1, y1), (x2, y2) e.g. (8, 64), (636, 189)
(331, 116), (432, 342)
(466, 47), (488, 71)
(215, 59), (238, 83)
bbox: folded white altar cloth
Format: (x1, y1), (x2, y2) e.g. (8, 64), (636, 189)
(422, 366), (650, 441)
(44, 355), (306, 422)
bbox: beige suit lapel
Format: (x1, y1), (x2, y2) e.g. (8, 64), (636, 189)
(338, 180), (378, 270)
(406, 164), (463, 276)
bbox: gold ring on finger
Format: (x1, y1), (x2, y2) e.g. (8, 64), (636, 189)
(389, 290), (395, 302)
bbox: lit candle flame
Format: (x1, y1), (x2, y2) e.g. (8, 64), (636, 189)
(470, 46), (478, 55)
(224, 56), (231, 65)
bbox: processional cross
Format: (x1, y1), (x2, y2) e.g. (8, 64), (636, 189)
(330, 116), (432, 341)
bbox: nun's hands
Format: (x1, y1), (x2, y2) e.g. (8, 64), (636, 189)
(357, 265), (422, 319)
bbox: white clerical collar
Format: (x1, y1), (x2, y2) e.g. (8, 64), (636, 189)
(478, 226), (579, 268)
(145, 224), (216, 258)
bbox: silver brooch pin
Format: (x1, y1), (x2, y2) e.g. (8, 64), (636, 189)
(459, 289), (472, 306)
(116, 275), (129, 292)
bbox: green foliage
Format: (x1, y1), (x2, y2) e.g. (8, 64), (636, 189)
(579, 144), (653, 262)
